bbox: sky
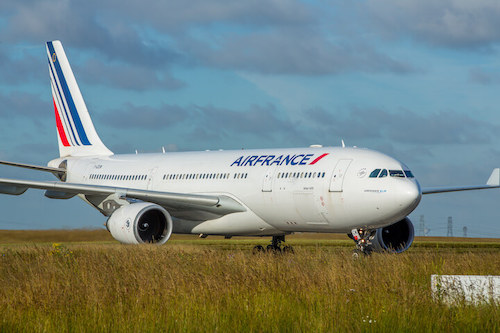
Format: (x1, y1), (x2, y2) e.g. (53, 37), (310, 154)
(1, 0), (500, 237)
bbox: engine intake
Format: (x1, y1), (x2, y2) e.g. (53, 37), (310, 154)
(106, 202), (173, 244)
(372, 217), (414, 253)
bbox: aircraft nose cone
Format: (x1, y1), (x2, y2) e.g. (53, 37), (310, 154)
(397, 181), (422, 214)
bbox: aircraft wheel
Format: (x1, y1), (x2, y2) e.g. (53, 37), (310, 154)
(266, 244), (281, 253)
(282, 245), (294, 254)
(252, 245), (265, 254)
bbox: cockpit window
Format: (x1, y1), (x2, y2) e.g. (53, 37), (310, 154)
(389, 170), (405, 178)
(404, 170), (414, 178)
(369, 169), (381, 178)
(371, 168), (412, 178)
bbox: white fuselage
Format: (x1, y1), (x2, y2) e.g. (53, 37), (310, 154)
(52, 146), (422, 236)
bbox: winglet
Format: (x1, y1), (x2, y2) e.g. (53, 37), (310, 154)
(486, 168), (500, 186)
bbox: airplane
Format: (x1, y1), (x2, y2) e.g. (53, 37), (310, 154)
(0, 40), (498, 255)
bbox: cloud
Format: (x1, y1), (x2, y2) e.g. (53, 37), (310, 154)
(99, 102), (306, 149)
(366, 0), (500, 49)
(76, 59), (184, 91)
(194, 104), (296, 135)
(468, 68), (500, 85)
(0, 0), (415, 76)
(101, 0), (314, 29)
(0, 91), (49, 118)
(0, 0), (312, 68)
(0, 45), (46, 85)
(1, 1), (179, 68)
(98, 101), (499, 154)
(187, 28), (414, 75)
(303, 107), (500, 145)
(100, 103), (189, 130)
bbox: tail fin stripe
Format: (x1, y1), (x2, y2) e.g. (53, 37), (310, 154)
(46, 41), (91, 146)
(46, 40), (113, 157)
(50, 80), (76, 146)
(47, 50), (82, 146)
(48, 59), (80, 146)
(53, 99), (70, 147)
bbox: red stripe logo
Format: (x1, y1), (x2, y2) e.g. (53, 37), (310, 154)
(53, 99), (70, 147)
(309, 153), (329, 165)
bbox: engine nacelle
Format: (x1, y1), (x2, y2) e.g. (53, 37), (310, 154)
(106, 202), (173, 244)
(371, 217), (415, 253)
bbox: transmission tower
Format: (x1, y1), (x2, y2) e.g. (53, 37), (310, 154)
(447, 216), (453, 237)
(463, 226), (468, 238)
(418, 215), (425, 236)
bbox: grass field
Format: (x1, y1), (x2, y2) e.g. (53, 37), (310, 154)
(0, 230), (499, 332)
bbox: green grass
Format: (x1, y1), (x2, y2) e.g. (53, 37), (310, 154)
(0, 231), (499, 332)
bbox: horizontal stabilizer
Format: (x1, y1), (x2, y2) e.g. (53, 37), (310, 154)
(0, 160), (66, 180)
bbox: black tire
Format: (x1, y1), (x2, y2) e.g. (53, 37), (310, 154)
(266, 245), (281, 253)
(282, 245), (294, 254)
(252, 245), (265, 254)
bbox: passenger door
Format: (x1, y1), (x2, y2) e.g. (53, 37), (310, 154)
(147, 167), (158, 190)
(262, 165), (277, 192)
(329, 159), (352, 192)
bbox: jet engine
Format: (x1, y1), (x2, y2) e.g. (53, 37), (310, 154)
(371, 217), (415, 253)
(106, 202), (173, 244)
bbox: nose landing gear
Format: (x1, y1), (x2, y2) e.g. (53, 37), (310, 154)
(349, 228), (375, 257)
(253, 235), (294, 254)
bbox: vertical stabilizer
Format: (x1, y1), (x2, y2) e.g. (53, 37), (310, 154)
(46, 40), (113, 157)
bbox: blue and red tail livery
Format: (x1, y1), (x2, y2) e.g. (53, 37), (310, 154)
(46, 41), (112, 157)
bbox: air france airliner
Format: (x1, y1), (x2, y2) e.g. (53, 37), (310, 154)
(0, 41), (498, 255)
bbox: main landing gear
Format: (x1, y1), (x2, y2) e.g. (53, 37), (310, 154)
(349, 228), (375, 258)
(253, 235), (294, 254)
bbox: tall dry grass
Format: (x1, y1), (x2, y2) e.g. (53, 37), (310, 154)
(0, 242), (498, 332)
(0, 229), (114, 244)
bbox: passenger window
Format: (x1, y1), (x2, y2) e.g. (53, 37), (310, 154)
(369, 169), (381, 178)
(379, 169), (388, 178)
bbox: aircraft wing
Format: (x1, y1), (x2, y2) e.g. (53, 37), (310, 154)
(0, 178), (246, 219)
(422, 168), (500, 195)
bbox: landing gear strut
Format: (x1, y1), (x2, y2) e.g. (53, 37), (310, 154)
(253, 235), (294, 254)
(349, 228), (375, 257)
